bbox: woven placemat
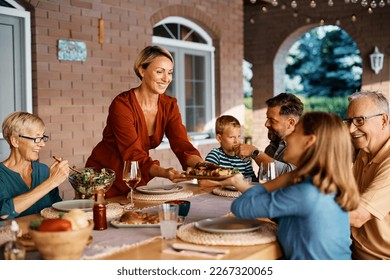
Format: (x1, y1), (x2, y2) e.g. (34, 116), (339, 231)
(133, 190), (193, 201)
(212, 187), (241, 198)
(177, 221), (277, 246)
(40, 203), (124, 221)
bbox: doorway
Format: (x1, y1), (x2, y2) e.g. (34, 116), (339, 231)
(0, 3), (31, 161)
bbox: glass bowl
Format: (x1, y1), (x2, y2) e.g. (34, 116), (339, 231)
(68, 167), (115, 200)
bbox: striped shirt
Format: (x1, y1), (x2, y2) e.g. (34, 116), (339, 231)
(205, 147), (257, 181)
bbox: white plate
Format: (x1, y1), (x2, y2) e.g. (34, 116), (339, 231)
(195, 217), (263, 233)
(136, 185), (184, 195)
(52, 199), (94, 212)
(224, 185), (237, 191)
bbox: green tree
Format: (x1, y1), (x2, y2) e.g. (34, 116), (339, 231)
(285, 26), (362, 98)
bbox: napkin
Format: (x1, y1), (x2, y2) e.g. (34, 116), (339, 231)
(163, 242), (229, 259)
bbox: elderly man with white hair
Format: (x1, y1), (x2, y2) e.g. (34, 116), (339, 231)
(344, 91), (390, 260)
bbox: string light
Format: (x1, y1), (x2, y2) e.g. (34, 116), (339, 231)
(251, 0), (387, 25)
(291, 1), (297, 9)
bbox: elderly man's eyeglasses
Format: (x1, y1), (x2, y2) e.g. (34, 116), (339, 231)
(19, 135), (49, 143)
(343, 113), (383, 127)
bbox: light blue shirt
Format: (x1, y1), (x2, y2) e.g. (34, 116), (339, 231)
(0, 162), (62, 220)
(231, 177), (352, 260)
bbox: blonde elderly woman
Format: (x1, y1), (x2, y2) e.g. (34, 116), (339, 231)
(0, 112), (69, 220)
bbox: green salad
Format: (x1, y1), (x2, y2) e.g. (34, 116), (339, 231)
(68, 168), (115, 197)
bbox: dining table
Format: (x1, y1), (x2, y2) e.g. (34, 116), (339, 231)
(12, 181), (282, 260)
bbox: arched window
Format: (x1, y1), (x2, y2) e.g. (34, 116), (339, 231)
(153, 17), (215, 136)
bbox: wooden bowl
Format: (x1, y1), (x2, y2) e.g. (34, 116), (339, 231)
(29, 221), (93, 260)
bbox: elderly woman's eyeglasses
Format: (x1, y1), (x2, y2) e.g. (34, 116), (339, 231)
(343, 113), (383, 127)
(19, 135), (49, 143)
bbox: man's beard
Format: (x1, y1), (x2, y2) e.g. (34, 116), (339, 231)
(268, 130), (283, 143)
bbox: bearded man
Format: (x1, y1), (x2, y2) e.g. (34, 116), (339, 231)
(235, 93), (304, 176)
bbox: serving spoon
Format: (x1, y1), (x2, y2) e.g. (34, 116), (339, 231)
(52, 156), (82, 174)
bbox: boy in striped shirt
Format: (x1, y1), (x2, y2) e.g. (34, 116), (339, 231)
(205, 115), (256, 181)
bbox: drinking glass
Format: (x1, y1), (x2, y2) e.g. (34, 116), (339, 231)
(259, 162), (277, 182)
(158, 204), (179, 240)
(123, 160), (141, 210)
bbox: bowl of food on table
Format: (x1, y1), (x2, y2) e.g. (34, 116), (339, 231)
(29, 209), (93, 260)
(68, 167), (115, 200)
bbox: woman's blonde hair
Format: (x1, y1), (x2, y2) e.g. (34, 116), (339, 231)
(133, 45), (174, 80)
(2, 111), (45, 147)
(293, 111), (359, 211)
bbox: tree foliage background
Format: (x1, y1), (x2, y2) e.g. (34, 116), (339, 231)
(284, 26), (362, 117)
(244, 25), (363, 132)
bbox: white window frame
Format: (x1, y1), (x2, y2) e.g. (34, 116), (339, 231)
(0, 2), (32, 140)
(153, 16), (215, 136)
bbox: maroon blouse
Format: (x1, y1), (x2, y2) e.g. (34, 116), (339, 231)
(86, 89), (201, 198)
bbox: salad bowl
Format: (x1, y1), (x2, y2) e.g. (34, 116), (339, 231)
(68, 167), (115, 202)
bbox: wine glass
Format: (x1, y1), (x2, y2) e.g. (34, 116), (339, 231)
(123, 160), (141, 210)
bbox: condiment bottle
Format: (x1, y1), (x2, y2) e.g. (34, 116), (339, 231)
(93, 191), (107, 230)
(3, 220), (26, 260)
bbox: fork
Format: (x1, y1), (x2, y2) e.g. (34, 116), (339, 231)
(52, 156), (82, 174)
(169, 243), (225, 257)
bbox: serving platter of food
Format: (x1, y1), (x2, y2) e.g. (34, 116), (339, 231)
(182, 162), (239, 181)
(110, 211), (184, 228)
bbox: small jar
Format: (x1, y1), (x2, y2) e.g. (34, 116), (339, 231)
(93, 203), (107, 230)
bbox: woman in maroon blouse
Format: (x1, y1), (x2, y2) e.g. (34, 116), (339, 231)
(86, 46), (204, 198)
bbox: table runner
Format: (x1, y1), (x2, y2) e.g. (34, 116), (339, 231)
(81, 192), (235, 259)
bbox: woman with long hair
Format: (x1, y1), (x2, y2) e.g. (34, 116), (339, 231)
(223, 111), (360, 259)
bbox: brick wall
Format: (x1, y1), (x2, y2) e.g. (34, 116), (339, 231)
(17, 0), (243, 199)
(13, 0), (390, 199)
(244, 1), (390, 152)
